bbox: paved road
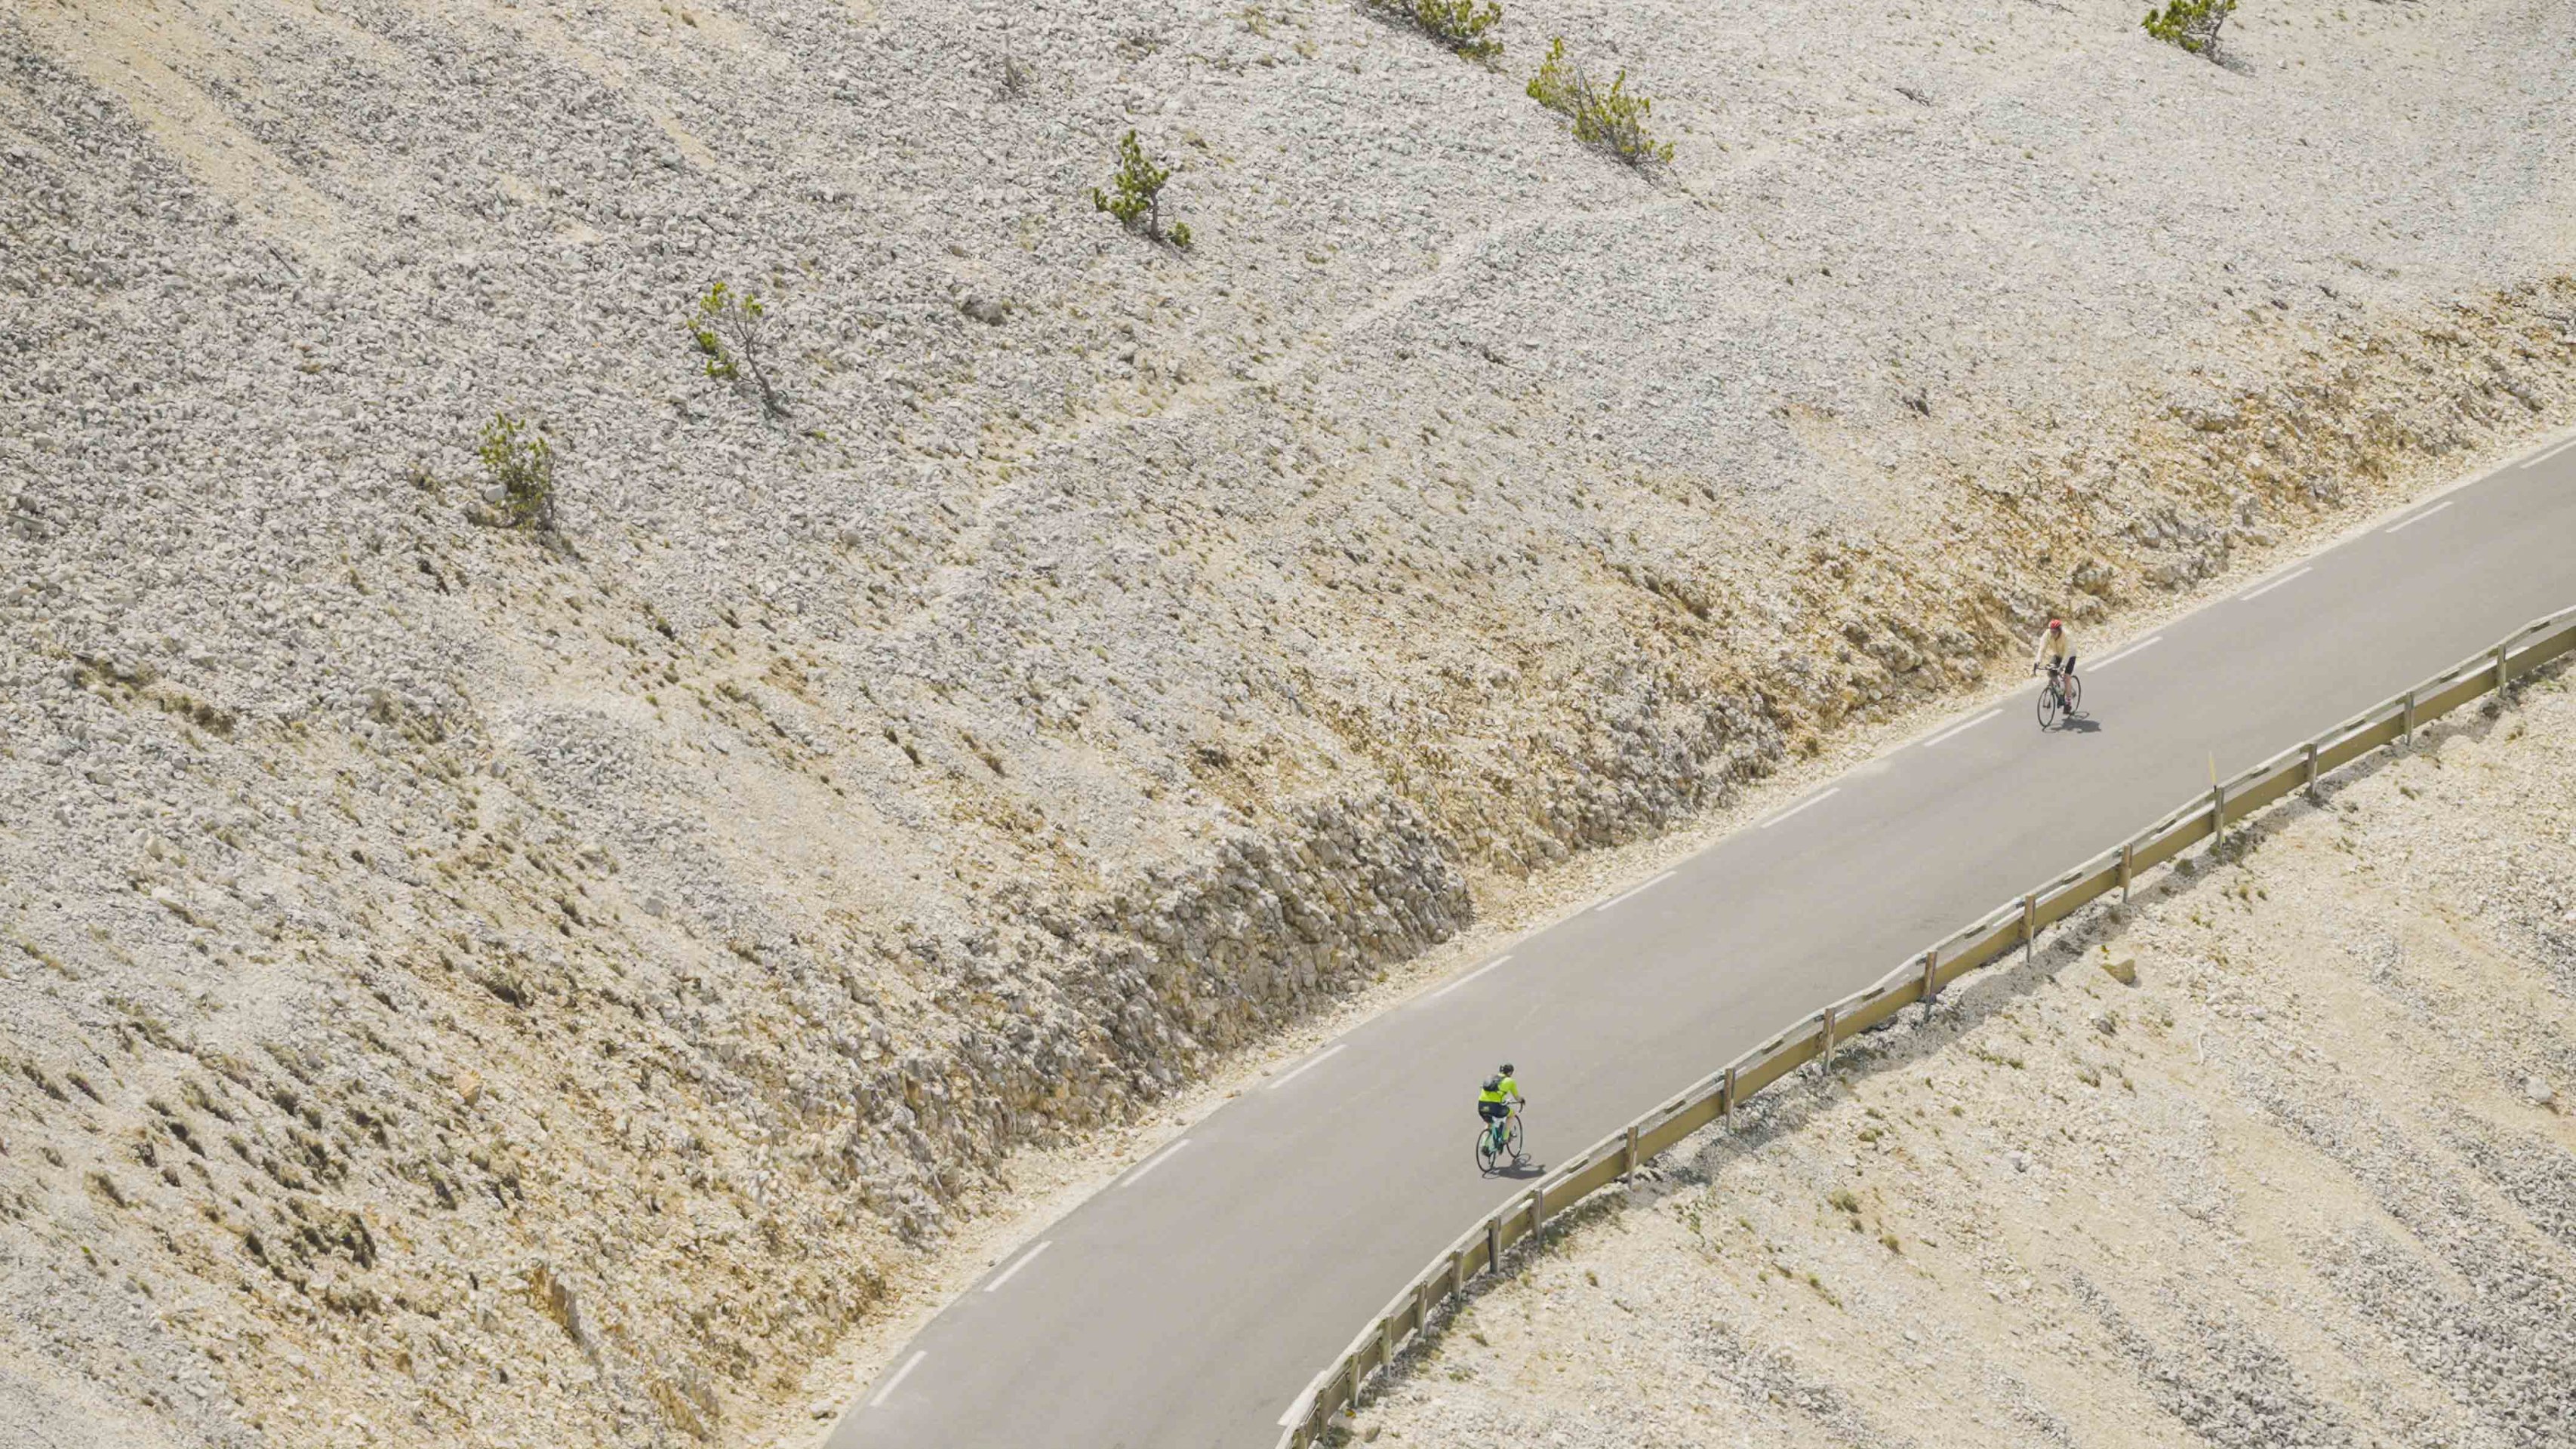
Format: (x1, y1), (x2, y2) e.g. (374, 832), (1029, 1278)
(833, 429), (2576, 1449)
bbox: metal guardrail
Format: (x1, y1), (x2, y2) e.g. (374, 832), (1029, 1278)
(1278, 604), (2576, 1447)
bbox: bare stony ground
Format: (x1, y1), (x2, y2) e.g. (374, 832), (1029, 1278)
(1356, 666), (2576, 1449)
(1, 0), (2573, 1445)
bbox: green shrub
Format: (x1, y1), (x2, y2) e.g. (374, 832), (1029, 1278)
(1527, 37), (1673, 168)
(690, 281), (786, 417)
(477, 414), (558, 536)
(2143, 0), (2235, 57)
(1363, 0), (1503, 64)
(1091, 131), (1193, 251)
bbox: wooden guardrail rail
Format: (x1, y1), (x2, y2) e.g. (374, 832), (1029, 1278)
(1278, 604), (2576, 1447)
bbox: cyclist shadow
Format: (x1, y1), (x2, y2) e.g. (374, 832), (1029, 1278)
(1485, 1159), (1547, 1180)
(2057, 715), (2104, 734)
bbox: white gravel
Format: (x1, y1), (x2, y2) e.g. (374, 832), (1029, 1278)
(0, 0), (2571, 1445)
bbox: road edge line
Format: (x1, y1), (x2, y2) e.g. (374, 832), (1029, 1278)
(1119, 1139), (1193, 1188)
(1921, 709), (2002, 748)
(2088, 635), (2163, 672)
(869, 1350), (928, 1407)
(1430, 955), (1513, 999)
(1593, 870), (1677, 912)
(1268, 1044), (1346, 1091)
(1759, 788), (1839, 830)
(983, 1241), (1052, 1294)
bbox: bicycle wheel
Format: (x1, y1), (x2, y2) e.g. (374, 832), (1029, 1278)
(2036, 683), (2062, 731)
(2063, 673), (2082, 718)
(1506, 1113), (1525, 1164)
(1476, 1126), (1500, 1176)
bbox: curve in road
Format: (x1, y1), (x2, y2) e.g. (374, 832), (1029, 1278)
(834, 429), (2576, 1449)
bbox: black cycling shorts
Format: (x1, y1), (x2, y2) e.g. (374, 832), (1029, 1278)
(1478, 1100), (1508, 1121)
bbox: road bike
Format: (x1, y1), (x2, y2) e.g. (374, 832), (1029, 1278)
(1476, 1108), (1525, 1175)
(2036, 662), (2082, 731)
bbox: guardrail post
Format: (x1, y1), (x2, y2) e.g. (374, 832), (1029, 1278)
(1722, 1066), (1738, 1128)
(2211, 782), (2227, 843)
(2021, 894), (2038, 964)
(1308, 1362), (1346, 1438)
(1920, 949), (1939, 1011)
(2494, 644), (2510, 699)
(1529, 1187), (1547, 1238)
(1380, 1315), (1395, 1372)
(1820, 1004), (1838, 1071)
(2119, 841), (2134, 905)
(1485, 1216), (1501, 1275)
(2402, 688), (2418, 744)
(2303, 740), (2321, 801)
(1622, 1123), (1639, 1177)
(1448, 1249), (1463, 1300)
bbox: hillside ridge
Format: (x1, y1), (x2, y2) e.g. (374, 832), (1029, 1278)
(2, 0), (2572, 1444)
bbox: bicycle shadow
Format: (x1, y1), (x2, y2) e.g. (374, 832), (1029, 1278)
(2057, 715), (2104, 734)
(1483, 1159), (1547, 1181)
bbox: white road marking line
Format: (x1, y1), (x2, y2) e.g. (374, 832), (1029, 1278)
(2517, 435), (2576, 469)
(1593, 870), (1678, 913)
(1921, 709), (2001, 748)
(2384, 499), (2454, 534)
(1759, 788), (1839, 829)
(984, 1241), (1052, 1293)
(869, 1351), (927, 1407)
(1430, 955), (1513, 999)
(1267, 1043), (1345, 1090)
(2088, 635), (2162, 672)
(2239, 566), (2311, 601)
(1119, 1139), (1191, 1188)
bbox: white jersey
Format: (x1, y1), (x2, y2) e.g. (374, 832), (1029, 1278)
(2033, 626), (2073, 669)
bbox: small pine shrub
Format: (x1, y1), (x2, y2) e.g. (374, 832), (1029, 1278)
(477, 414), (558, 536)
(1528, 37), (1673, 168)
(996, 21), (1036, 98)
(690, 281), (786, 417)
(2143, 0), (2235, 58)
(1091, 131), (1193, 251)
(1364, 0), (1503, 65)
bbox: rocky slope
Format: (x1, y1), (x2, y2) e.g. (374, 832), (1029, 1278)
(1356, 665), (2576, 1448)
(2, 0), (2573, 1444)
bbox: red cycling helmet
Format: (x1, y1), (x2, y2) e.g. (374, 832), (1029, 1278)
(2047, 618), (2064, 631)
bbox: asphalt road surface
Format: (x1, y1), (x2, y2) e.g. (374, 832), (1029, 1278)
(834, 428), (2576, 1449)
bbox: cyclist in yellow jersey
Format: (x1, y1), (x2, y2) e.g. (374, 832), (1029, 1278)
(1477, 1065), (1523, 1155)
